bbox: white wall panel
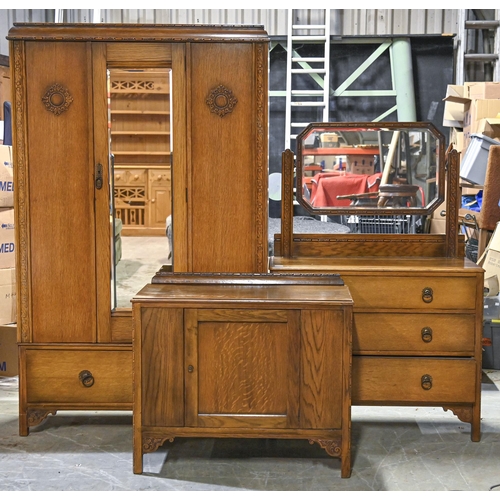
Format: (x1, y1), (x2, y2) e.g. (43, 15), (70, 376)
(0, 9), (51, 56)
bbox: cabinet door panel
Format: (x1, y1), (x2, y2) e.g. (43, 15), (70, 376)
(185, 309), (300, 428)
(301, 309), (345, 429)
(149, 185), (171, 227)
(141, 307), (184, 427)
(25, 42), (96, 343)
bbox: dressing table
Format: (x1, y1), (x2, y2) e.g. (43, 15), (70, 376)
(270, 122), (484, 441)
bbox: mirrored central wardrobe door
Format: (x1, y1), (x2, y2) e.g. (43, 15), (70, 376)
(107, 68), (173, 310)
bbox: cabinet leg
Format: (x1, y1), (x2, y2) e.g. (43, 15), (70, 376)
(133, 450), (143, 474)
(19, 412), (29, 437)
(341, 448), (351, 478)
(471, 405), (481, 442)
(133, 432), (143, 474)
(443, 405), (481, 442)
(341, 457), (352, 479)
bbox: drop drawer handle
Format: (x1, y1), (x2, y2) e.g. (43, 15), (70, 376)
(79, 370), (95, 388)
(421, 374), (433, 390)
(421, 327), (433, 343)
(422, 287), (433, 303)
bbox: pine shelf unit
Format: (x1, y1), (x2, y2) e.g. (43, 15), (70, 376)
(109, 69), (172, 236)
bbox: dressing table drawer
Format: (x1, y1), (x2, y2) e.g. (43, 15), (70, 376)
(23, 346), (132, 405)
(344, 275), (477, 310)
(353, 312), (475, 355)
(352, 356), (477, 404)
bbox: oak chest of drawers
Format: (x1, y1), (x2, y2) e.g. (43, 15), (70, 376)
(270, 256), (483, 441)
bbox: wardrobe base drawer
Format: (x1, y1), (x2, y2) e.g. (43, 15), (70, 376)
(22, 346), (132, 405)
(352, 356), (477, 404)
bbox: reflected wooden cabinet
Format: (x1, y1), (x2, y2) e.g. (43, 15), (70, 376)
(147, 169), (171, 230)
(9, 23), (269, 434)
(113, 167), (171, 233)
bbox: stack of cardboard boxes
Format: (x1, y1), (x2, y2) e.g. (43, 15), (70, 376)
(0, 62), (10, 144)
(429, 83), (500, 234)
(444, 83), (500, 370)
(437, 82), (500, 230)
(0, 144), (16, 377)
(479, 222), (500, 369)
(443, 81), (500, 155)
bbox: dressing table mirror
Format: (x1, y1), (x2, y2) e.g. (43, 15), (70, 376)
(296, 122), (444, 215)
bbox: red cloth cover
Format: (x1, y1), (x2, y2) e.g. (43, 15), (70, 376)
(310, 172), (382, 207)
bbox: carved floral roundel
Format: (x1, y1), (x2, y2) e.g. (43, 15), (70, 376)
(206, 85), (238, 118)
(42, 84), (74, 116)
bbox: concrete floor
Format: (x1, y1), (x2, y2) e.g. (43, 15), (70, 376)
(114, 235), (170, 309)
(1, 370), (500, 491)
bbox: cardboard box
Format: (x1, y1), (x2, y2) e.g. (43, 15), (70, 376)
(350, 165), (375, 175)
(463, 99), (500, 147)
(444, 86), (500, 146)
(346, 155), (375, 175)
(480, 222), (500, 294)
(482, 250), (500, 295)
(0, 208), (15, 268)
(0, 268), (15, 326)
(442, 85), (467, 127)
(462, 185), (482, 195)
(0, 65), (11, 121)
(430, 218), (446, 234)
(467, 82), (500, 100)
(0, 145), (13, 207)
(475, 117), (500, 142)
(450, 127), (464, 152)
(487, 221), (500, 252)
(320, 133), (338, 148)
(0, 323), (16, 377)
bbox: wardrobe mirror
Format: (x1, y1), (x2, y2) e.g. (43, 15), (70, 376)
(107, 67), (173, 310)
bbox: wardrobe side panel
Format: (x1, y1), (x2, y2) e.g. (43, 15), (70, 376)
(25, 42), (97, 343)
